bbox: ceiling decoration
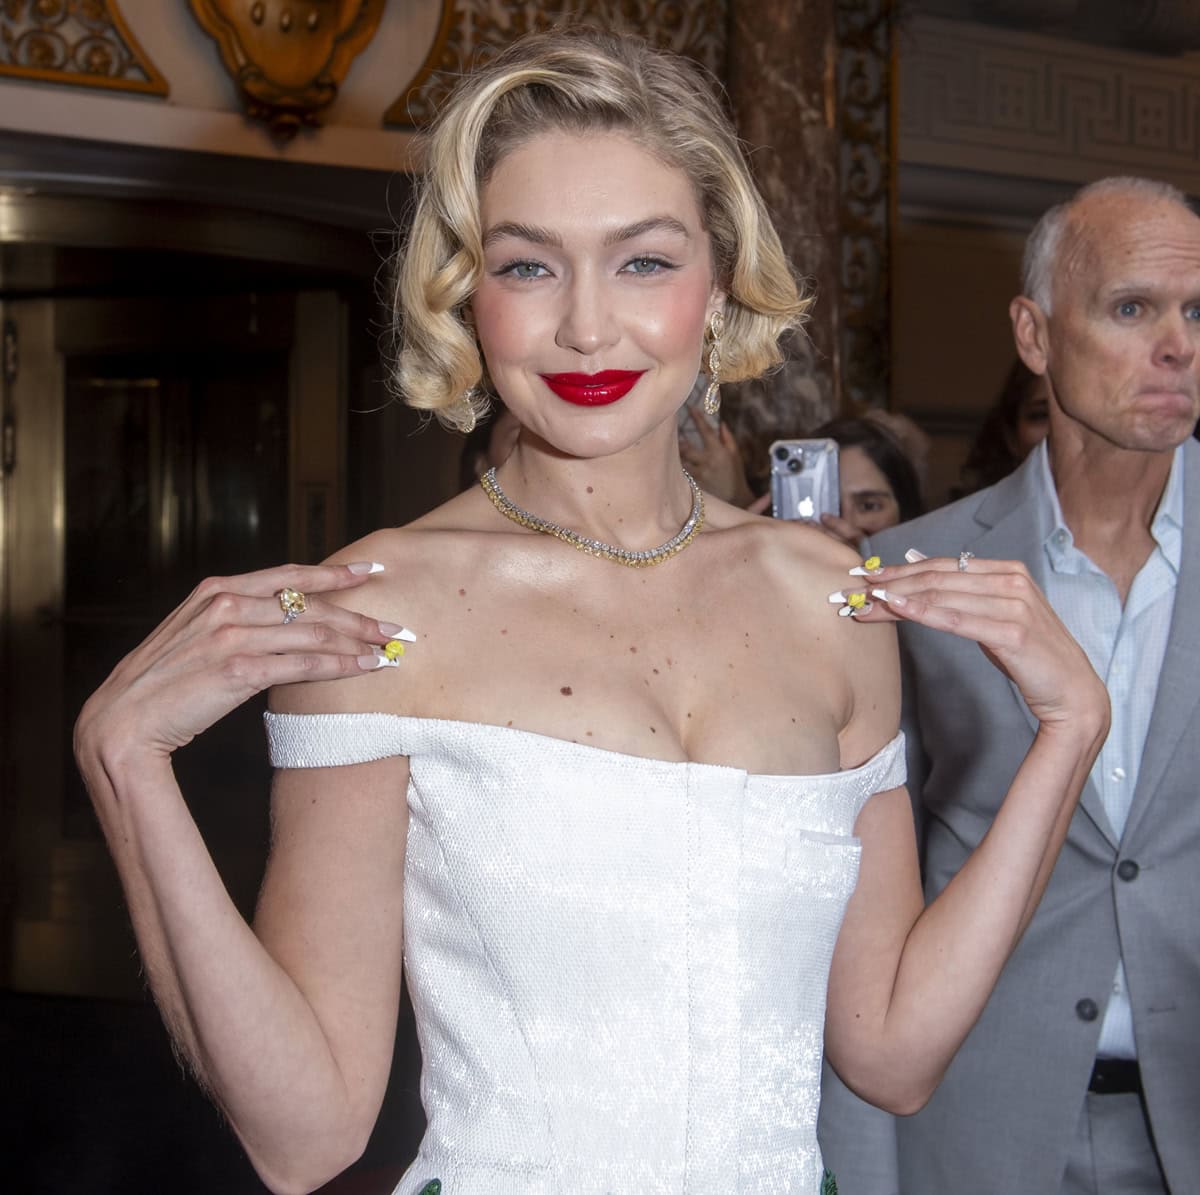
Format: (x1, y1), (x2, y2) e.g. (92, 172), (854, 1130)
(386, 0), (727, 129)
(0, 0), (167, 95)
(188, 0), (385, 140)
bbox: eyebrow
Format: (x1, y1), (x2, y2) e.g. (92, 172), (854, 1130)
(482, 215), (692, 249)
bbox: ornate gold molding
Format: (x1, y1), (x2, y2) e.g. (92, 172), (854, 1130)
(0, 0), (167, 95)
(386, 0), (727, 129)
(837, 0), (892, 409)
(188, 0), (384, 140)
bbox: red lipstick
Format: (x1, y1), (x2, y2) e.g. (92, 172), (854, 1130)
(540, 370), (645, 406)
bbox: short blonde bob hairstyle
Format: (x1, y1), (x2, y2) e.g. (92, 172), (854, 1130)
(394, 25), (811, 431)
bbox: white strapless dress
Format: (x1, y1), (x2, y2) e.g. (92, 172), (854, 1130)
(265, 713), (905, 1195)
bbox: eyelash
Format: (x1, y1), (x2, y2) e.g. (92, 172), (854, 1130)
(491, 254), (679, 280)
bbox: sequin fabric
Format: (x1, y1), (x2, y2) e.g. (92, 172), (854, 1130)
(265, 714), (905, 1194)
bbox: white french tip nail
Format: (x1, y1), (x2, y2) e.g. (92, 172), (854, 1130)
(847, 566), (872, 576)
(828, 590), (847, 604)
(378, 622), (417, 642)
(851, 601), (875, 617)
(358, 652), (396, 670)
(347, 561), (386, 575)
(837, 605), (855, 617)
(904, 548), (928, 563)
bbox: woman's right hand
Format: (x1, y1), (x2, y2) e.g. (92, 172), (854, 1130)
(74, 562), (409, 768)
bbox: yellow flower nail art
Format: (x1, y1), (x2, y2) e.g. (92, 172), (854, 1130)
(382, 640), (406, 661)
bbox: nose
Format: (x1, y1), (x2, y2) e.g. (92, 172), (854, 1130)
(1155, 315), (1197, 369)
(555, 270), (619, 356)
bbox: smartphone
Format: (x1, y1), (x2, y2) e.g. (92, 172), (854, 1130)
(769, 438), (840, 521)
(676, 374), (720, 451)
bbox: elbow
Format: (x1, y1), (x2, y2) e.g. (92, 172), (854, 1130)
(247, 1126), (371, 1195)
(836, 1063), (942, 1118)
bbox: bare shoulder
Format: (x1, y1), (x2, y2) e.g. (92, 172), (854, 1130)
(705, 504), (900, 765)
(270, 489), (500, 718)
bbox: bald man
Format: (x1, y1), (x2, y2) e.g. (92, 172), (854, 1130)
(820, 177), (1200, 1193)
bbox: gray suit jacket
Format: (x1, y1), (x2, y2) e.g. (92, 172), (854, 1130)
(819, 441), (1200, 1193)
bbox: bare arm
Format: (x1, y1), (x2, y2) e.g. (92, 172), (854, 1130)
(73, 563), (410, 1194)
(824, 556), (1109, 1114)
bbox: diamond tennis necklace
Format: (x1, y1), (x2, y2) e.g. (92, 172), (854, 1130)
(479, 466), (705, 567)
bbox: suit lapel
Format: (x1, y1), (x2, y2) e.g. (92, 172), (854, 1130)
(968, 450), (1117, 847)
(1123, 439), (1200, 845)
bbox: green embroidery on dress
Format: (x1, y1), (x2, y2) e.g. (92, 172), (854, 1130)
(820, 1169), (838, 1195)
(418, 1182), (442, 1195)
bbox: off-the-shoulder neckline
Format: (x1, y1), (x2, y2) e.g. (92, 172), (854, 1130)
(265, 711), (903, 784)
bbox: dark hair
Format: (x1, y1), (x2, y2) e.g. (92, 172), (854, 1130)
(812, 416), (925, 523)
(960, 359), (1044, 492)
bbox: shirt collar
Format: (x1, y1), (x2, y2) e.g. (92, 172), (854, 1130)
(1036, 438), (1184, 575)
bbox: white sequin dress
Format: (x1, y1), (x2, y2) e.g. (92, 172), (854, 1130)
(265, 713), (905, 1195)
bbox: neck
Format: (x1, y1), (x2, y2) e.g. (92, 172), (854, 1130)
(494, 429), (695, 551)
(1048, 433), (1174, 539)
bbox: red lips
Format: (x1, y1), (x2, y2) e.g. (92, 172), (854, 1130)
(540, 370), (646, 406)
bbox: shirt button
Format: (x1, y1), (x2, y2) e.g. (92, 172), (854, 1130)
(1055, 530), (1068, 545)
(1111, 766), (1126, 782)
(1076, 998), (1100, 1022)
(1117, 860), (1140, 882)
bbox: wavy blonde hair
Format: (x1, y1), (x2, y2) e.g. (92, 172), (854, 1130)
(393, 25), (810, 431)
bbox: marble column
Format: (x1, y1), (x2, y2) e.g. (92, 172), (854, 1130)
(725, 0), (841, 481)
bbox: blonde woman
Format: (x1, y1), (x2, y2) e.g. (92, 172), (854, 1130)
(75, 27), (1107, 1195)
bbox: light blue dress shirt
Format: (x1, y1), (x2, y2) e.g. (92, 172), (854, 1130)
(1031, 438), (1184, 1060)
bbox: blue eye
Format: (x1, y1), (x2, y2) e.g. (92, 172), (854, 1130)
(498, 260), (549, 280)
(1116, 300), (1141, 317)
(623, 256), (671, 275)
(1186, 305), (1200, 321)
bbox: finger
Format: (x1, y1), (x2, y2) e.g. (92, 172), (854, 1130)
(689, 405), (720, 444)
(192, 561), (385, 606)
(748, 492), (771, 515)
(862, 553), (1029, 583)
(197, 589), (415, 645)
(717, 422), (742, 456)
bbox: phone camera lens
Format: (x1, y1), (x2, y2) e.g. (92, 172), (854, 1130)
(786, 457), (802, 473)
(773, 445), (790, 462)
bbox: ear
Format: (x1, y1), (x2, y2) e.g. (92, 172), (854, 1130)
(1009, 296), (1050, 374)
(708, 284), (728, 315)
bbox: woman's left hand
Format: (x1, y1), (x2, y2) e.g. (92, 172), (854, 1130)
(842, 553), (1109, 735)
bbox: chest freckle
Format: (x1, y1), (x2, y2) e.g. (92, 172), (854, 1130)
(560, 686), (573, 696)
(586, 486), (594, 494)
(458, 588), (466, 597)
(652, 668), (659, 674)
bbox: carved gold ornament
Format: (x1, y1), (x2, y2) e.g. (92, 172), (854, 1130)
(0, 0), (167, 95)
(387, 0), (727, 129)
(188, 0), (385, 140)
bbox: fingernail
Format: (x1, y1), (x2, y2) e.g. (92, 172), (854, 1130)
(904, 548), (927, 563)
(871, 587), (907, 608)
(828, 590), (848, 604)
(357, 652), (399, 670)
(347, 561), (386, 575)
(837, 592), (870, 617)
(849, 556), (882, 577)
(850, 601), (874, 617)
(381, 640), (406, 661)
(378, 622), (417, 642)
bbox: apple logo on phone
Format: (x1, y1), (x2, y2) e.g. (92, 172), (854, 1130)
(797, 496), (815, 518)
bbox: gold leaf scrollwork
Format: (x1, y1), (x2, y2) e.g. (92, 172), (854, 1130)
(385, 0), (727, 129)
(0, 0), (167, 95)
(188, 0), (385, 141)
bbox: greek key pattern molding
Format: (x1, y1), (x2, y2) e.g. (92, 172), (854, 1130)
(386, 0), (727, 129)
(0, 0), (166, 95)
(900, 16), (1200, 192)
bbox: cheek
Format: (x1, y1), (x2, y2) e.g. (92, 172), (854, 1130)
(634, 282), (712, 361)
(471, 287), (537, 366)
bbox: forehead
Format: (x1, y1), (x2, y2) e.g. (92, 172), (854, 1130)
(480, 130), (703, 229)
(1058, 195), (1200, 303)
